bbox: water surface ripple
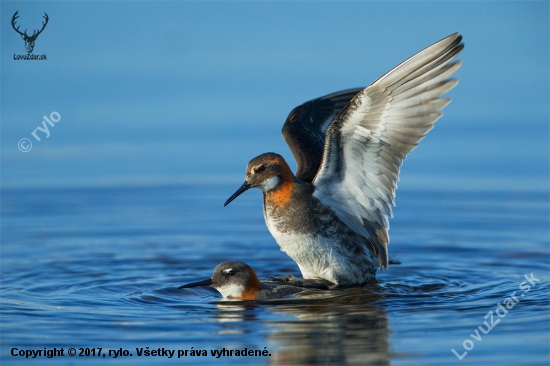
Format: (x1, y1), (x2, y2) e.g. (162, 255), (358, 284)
(1, 185), (548, 365)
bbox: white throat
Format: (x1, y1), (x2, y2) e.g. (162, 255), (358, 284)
(216, 283), (245, 299)
(259, 176), (280, 192)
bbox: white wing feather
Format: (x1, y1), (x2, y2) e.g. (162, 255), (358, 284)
(313, 33), (464, 269)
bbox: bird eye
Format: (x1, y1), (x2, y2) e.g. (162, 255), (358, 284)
(223, 269), (236, 276)
(256, 165), (266, 173)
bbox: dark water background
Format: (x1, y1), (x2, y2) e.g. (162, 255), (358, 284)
(1, 181), (548, 365)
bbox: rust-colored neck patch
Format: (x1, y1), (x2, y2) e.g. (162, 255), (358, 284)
(265, 156), (295, 208)
(236, 268), (262, 300)
(266, 181), (293, 208)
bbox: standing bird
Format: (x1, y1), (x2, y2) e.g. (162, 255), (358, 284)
(224, 34), (463, 286)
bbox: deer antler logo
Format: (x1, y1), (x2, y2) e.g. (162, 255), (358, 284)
(11, 11), (49, 54)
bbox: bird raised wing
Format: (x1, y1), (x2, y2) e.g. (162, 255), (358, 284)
(282, 88), (363, 182)
(312, 33), (464, 269)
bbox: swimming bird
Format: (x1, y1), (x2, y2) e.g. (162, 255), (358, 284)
(179, 261), (312, 300)
(224, 33), (463, 286)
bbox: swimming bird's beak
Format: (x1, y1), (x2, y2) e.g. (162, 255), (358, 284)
(178, 278), (214, 289)
(224, 182), (251, 207)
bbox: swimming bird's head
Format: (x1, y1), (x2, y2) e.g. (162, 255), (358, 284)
(224, 152), (294, 206)
(179, 261), (262, 300)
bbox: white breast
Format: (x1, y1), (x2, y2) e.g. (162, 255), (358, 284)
(264, 212), (342, 284)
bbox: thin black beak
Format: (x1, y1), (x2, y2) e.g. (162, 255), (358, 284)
(178, 278), (214, 289)
(224, 182), (251, 207)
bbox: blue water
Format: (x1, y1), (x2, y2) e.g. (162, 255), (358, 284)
(2, 2), (548, 365)
(1, 183), (548, 365)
